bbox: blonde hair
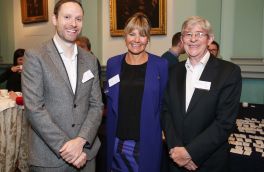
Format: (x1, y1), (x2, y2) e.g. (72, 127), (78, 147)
(124, 13), (151, 40)
(181, 16), (213, 36)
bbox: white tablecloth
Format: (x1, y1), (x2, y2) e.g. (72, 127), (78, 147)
(0, 97), (16, 112)
(0, 97), (28, 172)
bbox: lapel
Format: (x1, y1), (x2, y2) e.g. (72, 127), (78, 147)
(175, 63), (187, 116)
(75, 48), (88, 100)
(47, 40), (73, 95)
(141, 54), (155, 115)
(108, 54), (124, 116)
(186, 56), (218, 114)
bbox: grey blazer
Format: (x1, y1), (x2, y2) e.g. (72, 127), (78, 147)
(22, 39), (103, 167)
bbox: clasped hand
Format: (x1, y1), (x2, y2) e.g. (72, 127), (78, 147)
(60, 137), (87, 168)
(169, 147), (198, 171)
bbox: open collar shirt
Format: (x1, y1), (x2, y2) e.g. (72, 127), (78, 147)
(53, 36), (78, 94)
(185, 51), (210, 111)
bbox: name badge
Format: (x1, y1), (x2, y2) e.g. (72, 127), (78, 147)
(194, 80), (211, 90)
(82, 70), (94, 83)
(108, 74), (120, 87)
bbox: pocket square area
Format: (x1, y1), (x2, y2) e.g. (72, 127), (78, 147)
(82, 70), (94, 83)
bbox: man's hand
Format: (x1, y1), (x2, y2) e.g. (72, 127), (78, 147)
(169, 147), (191, 167)
(59, 137), (86, 164)
(73, 152), (87, 169)
(184, 160), (198, 171)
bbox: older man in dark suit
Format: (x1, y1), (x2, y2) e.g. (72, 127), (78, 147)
(161, 16), (242, 172)
(22, 0), (103, 171)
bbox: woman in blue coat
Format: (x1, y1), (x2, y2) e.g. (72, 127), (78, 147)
(106, 13), (168, 172)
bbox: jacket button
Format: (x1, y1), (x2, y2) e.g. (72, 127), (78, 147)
(74, 104), (77, 108)
(72, 124), (75, 127)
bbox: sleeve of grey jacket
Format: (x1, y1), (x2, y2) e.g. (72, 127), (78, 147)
(22, 49), (70, 157)
(78, 55), (103, 146)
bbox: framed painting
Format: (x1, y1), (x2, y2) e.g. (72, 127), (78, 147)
(21, 0), (48, 24)
(110, 0), (167, 36)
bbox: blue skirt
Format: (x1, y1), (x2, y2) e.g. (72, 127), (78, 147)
(111, 137), (140, 172)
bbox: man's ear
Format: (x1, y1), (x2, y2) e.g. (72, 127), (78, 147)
(208, 34), (214, 45)
(180, 36), (184, 44)
(52, 15), (57, 26)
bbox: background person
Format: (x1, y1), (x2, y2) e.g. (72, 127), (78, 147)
(75, 36), (92, 52)
(161, 32), (185, 68)
(208, 40), (220, 57)
(22, 0), (103, 171)
(161, 16), (242, 172)
(0, 48), (24, 92)
(106, 13), (168, 172)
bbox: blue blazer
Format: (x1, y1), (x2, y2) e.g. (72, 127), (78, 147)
(106, 53), (168, 172)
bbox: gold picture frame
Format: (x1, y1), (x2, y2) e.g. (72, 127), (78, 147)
(21, 0), (48, 24)
(110, 0), (167, 36)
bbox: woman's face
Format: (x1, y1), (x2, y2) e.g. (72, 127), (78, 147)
(17, 56), (24, 65)
(125, 29), (148, 55)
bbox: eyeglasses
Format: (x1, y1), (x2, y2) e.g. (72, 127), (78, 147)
(182, 32), (208, 40)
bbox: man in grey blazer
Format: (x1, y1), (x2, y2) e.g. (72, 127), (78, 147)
(22, 0), (103, 171)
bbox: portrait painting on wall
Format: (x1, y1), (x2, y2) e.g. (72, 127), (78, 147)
(110, 0), (167, 36)
(21, 0), (48, 24)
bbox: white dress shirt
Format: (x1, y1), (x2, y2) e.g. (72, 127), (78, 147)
(53, 36), (78, 94)
(185, 51), (210, 111)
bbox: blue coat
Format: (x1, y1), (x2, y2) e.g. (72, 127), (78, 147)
(106, 53), (168, 172)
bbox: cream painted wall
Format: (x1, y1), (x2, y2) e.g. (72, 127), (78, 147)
(100, 0), (197, 65)
(220, 0), (235, 60)
(13, 0), (55, 50)
(81, 0), (100, 60)
(0, 1), (14, 63)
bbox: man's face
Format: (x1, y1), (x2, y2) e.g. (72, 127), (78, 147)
(52, 2), (83, 43)
(208, 43), (218, 57)
(181, 24), (213, 60)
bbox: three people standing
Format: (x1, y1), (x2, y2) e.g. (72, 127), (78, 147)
(21, 1), (241, 171)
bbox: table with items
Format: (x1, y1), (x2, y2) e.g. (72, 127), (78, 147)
(0, 97), (28, 172)
(229, 103), (264, 172)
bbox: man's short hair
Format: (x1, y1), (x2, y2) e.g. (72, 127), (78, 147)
(172, 32), (182, 47)
(54, 0), (83, 17)
(211, 41), (219, 50)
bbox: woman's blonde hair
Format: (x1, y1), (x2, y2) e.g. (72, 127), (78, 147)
(124, 12), (151, 40)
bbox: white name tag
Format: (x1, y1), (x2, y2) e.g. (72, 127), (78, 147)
(194, 80), (211, 90)
(82, 70), (94, 83)
(108, 74), (120, 87)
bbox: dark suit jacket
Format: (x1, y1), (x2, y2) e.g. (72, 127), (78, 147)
(106, 53), (168, 172)
(161, 55), (242, 172)
(161, 50), (179, 68)
(22, 40), (103, 167)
